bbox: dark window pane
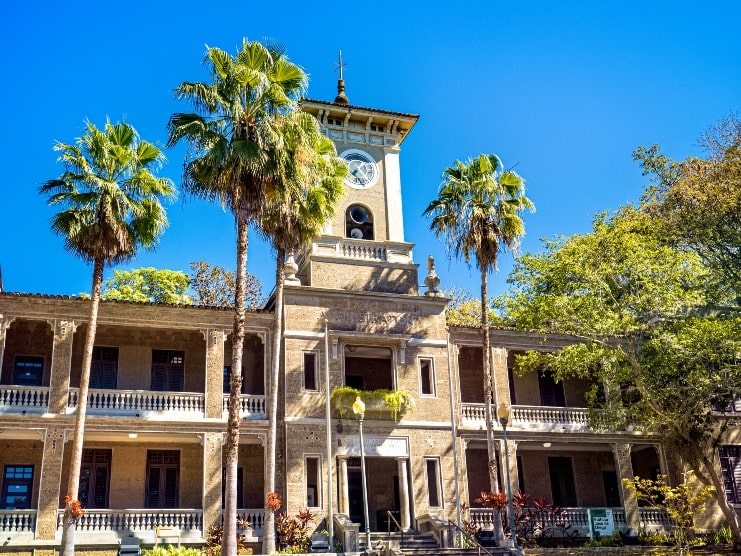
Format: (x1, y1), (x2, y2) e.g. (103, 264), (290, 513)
(13, 357), (43, 386)
(304, 353), (317, 391)
(426, 459), (440, 507)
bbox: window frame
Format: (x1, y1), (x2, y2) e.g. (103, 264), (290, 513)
(151, 350), (185, 392)
(2, 465), (34, 510)
(418, 357), (436, 397)
(79, 449), (112, 508)
(13, 356), (44, 387)
(145, 450), (180, 508)
(305, 455), (322, 508)
(91, 347), (118, 390)
(303, 351), (319, 392)
(424, 457), (443, 508)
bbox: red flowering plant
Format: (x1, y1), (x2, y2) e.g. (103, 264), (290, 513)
(65, 495), (85, 520)
(266, 492), (282, 512)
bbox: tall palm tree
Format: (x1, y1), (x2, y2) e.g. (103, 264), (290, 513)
(167, 39), (307, 556)
(40, 119), (174, 556)
(424, 153), (533, 544)
(257, 111), (346, 553)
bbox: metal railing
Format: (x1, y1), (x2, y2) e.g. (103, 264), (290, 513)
(386, 510), (404, 548)
(444, 520), (496, 555)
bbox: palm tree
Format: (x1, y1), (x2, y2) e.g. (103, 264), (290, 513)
(257, 111), (346, 553)
(167, 39), (307, 556)
(40, 119), (174, 556)
(424, 153), (533, 544)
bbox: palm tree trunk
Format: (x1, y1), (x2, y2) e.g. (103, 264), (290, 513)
(263, 247), (286, 554)
(60, 257), (104, 556)
(223, 214), (248, 556)
(480, 267), (504, 543)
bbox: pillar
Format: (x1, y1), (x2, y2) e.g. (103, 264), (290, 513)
(613, 443), (640, 529)
(202, 432), (224, 531)
(203, 329), (228, 419)
(47, 319), (77, 415)
(339, 457), (349, 515)
(0, 315), (15, 377)
(35, 427), (67, 540)
(491, 347), (510, 407)
(397, 458), (410, 530)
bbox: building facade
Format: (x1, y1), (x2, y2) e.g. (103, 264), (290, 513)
(1, 90), (738, 554)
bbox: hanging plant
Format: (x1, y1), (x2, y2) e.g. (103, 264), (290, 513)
(330, 387), (415, 420)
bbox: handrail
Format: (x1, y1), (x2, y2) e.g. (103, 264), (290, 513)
(445, 519), (496, 556)
(386, 510), (403, 548)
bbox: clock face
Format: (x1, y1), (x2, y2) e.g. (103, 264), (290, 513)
(341, 149), (379, 189)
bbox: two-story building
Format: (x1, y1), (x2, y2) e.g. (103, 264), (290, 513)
(1, 85), (738, 555)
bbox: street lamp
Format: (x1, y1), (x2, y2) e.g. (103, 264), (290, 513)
(352, 396), (371, 551)
(497, 403), (518, 549)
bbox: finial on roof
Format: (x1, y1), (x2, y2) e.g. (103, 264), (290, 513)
(333, 50), (349, 106)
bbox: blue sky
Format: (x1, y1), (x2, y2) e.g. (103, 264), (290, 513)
(1, 1), (739, 300)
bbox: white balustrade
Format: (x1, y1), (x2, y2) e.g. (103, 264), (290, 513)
(340, 240), (386, 261)
(56, 509), (203, 532)
(0, 386), (49, 411)
(234, 509), (264, 535)
(222, 395), (267, 419)
(0, 510), (36, 532)
(461, 403), (591, 430)
(68, 388), (204, 415)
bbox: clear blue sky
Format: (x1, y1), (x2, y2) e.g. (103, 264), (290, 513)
(2, 1), (739, 299)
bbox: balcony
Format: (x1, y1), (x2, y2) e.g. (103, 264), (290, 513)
(311, 237), (414, 264)
(55, 509), (204, 541)
(0, 510), (36, 533)
(0, 385), (50, 413)
(461, 403), (591, 431)
(468, 507), (671, 536)
(222, 394), (267, 420)
(68, 388), (205, 418)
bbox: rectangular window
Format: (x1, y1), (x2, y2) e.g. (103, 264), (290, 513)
(146, 450), (179, 508)
(419, 358), (435, 396)
(539, 370), (565, 407)
(516, 455), (525, 494)
(2, 466), (34, 509)
(548, 456), (577, 507)
(425, 458), (442, 507)
(508, 367), (517, 404)
(13, 356), (43, 386)
(306, 456), (321, 507)
(720, 446), (741, 504)
(151, 350), (185, 391)
(91, 347), (118, 389)
(79, 449), (111, 508)
(222, 468), (244, 508)
(304, 352), (318, 391)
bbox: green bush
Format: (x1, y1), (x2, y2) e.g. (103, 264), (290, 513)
(582, 532), (623, 547)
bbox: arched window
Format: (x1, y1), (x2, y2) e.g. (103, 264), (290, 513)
(346, 204), (374, 240)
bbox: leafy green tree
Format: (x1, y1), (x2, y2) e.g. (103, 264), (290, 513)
(634, 114), (741, 305)
(257, 110), (345, 552)
(101, 267), (191, 304)
(40, 119), (174, 556)
(167, 39), (307, 556)
(424, 153), (533, 544)
(189, 261), (263, 308)
(444, 286), (503, 327)
(497, 206), (741, 545)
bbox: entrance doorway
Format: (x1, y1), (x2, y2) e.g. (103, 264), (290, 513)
(348, 469), (365, 528)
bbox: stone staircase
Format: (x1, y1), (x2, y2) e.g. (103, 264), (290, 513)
(363, 531), (517, 556)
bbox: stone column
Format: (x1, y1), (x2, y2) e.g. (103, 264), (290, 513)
(47, 319), (77, 415)
(202, 432), (224, 532)
(35, 427), (67, 540)
(397, 458), (411, 530)
(0, 315), (15, 376)
(338, 457), (349, 515)
(490, 347), (510, 407)
(613, 443), (640, 529)
(203, 329), (228, 419)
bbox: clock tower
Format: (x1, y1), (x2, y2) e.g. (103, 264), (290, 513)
(297, 80), (420, 294)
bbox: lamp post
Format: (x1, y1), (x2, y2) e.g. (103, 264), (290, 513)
(352, 396), (371, 551)
(497, 404), (518, 549)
